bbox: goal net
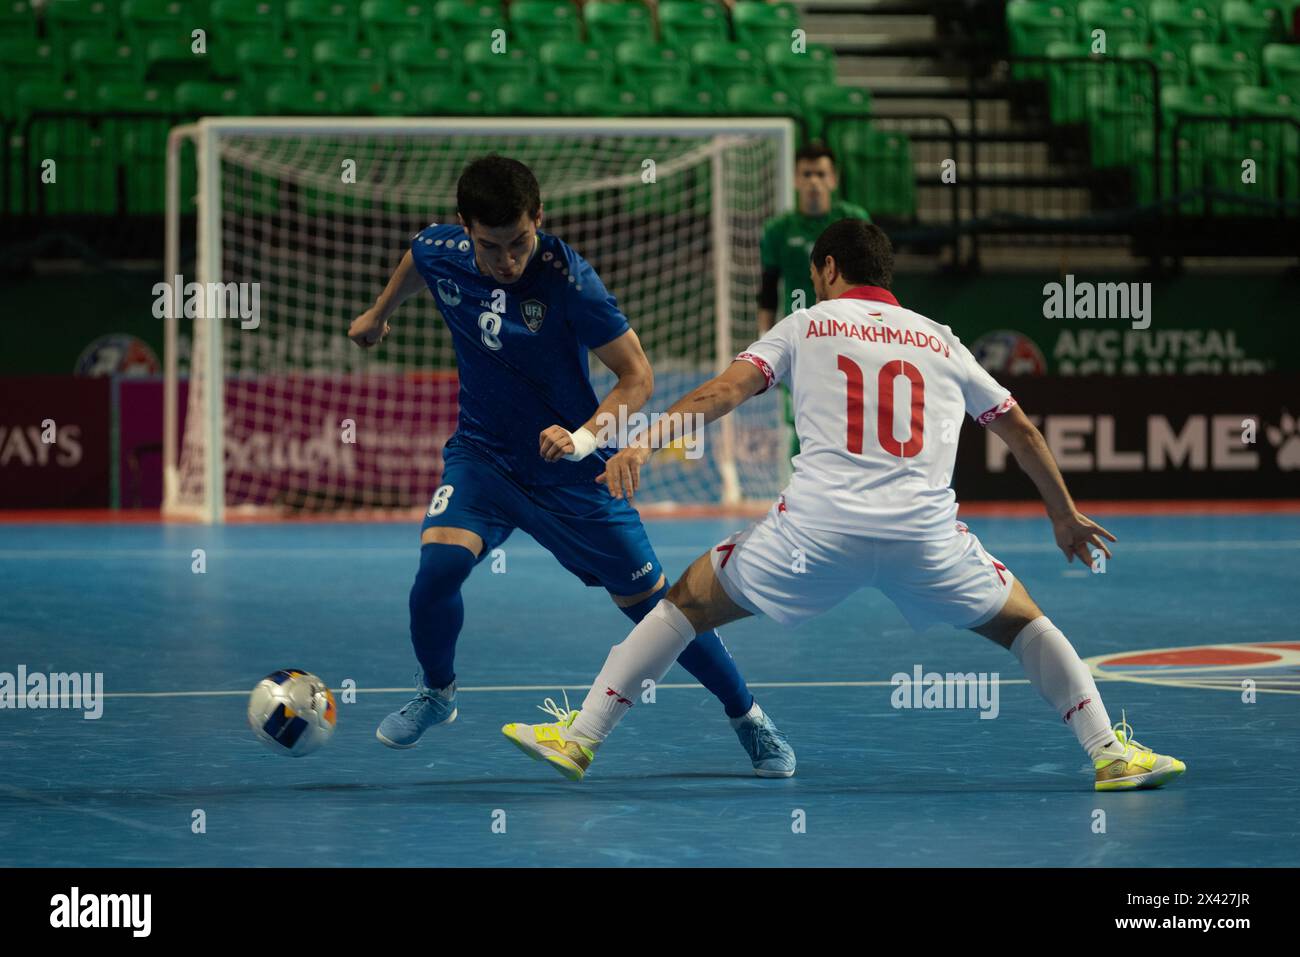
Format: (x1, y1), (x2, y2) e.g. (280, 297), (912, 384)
(164, 118), (793, 522)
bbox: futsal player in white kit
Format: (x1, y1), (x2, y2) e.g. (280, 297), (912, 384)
(501, 219), (1185, 792)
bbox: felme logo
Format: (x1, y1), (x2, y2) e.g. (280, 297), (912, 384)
(50, 887), (151, 937)
(1266, 410), (1300, 470)
(986, 411), (1300, 473)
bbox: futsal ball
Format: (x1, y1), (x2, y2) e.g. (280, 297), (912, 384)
(248, 669), (337, 757)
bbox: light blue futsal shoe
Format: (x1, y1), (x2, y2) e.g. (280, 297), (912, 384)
(731, 703), (796, 778)
(376, 675), (457, 749)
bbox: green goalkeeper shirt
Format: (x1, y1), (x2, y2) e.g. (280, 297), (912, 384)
(760, 200), (872, 317)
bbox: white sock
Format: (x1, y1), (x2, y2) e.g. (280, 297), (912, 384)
(729, 700), (763, 728)
(1010, 617), (1121, 760)
(568, 600), (696, 743)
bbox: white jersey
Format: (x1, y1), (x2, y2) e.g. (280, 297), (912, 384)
(736, 286), (1016, 540)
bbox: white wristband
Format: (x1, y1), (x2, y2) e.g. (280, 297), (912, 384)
(562, 426), (599, 462)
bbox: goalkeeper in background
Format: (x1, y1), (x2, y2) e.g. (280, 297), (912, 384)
(758, 143), (871, 457)
(347, 155), (795, 777)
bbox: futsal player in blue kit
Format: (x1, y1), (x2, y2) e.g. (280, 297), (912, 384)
(347, 155), (795, 776)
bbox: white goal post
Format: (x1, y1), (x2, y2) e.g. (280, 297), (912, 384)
(163, 117), (794, 523)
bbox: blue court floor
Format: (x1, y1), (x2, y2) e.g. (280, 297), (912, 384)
(1, 513), (1297, 867)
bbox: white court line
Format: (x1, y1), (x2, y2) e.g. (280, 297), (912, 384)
(24, 670), (1297, 702)
(26, 679), (1033, 702)
(2, 539), (1300, 560)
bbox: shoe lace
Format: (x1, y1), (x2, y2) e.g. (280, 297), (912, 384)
(744, 716), (788, 757)
(398, 673), (440, 716)
(537, 690), (576, 726)
(1112, 709), (1151, 753)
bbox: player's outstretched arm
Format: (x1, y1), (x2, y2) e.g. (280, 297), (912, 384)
(986, 405), (1116, 564)
(348, 250), (426, 349)
(539, 328), (654, 462)
(597, 360), (767, 501)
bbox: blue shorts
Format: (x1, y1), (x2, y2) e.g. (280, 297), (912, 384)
(421, 439), (664, 597)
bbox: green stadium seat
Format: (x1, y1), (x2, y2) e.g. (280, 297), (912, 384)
(261, 79), (335, 114)
(311, 38), (386, 86)
(1189, 43), (1259, 93)
(0, 39), (64, 88)
(800, 82), (871, 141)
(1257, 0), (1300, 38)
(763, 42), (836, 95)
(509, 2), (581, 49)
(614, 40), (690, 88)
(835, 124), (915, 219)
(1231, 85), (1300, 209)
(121, 0), (190, 48)
(96, 81), (174, 213)
(496, 81), (568, 115)
(1007, 2), (1076, 81)
(572, 81), (650, 116)
(433, 1), (503, 47)
(1075, 1), (1148, 53)
(145, 35), (209, 84)
(416, 83), (495, 115)
(14, 80), (114, 214)
(1153, 84), (1234, 212)
(583, 2), (654, 49)
(649, 81), (718, 116)
(1085, 84), (1154, 168)
(387, 38), (460, 87)
(732, 2), (801, 51)
(724, 83), (800, 120)
(0, 0), (36, 43)
(1234, 84), (1300, 116)
(45, 0), (118, 48)
(340, 83), (421, 115)
(539, 40), (614, 88)
(1263, 44), (1300, 96)
(236, 38), (311, 84)
(1045, 41), (1108, 124)
(1220, 1), (1284, 48)
(690, 41), (763, 95)
(70, 38), (145, 90)
(94, 80), (174, 114)
(174, 79), (246, 117)
(463, 40), (536, 87)
(1149, 1), (1219, 49)
(12, 79), (85, 121)
(287, 0), (360, 50)
(657, 2), (727, 52)
(1144, 42), (1192, 88)
(210, 0), (285, 77)
(360, 0), (434, 48)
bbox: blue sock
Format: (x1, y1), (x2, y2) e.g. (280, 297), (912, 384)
(618, 582), (755, 719)
(408, 542), (477, 691)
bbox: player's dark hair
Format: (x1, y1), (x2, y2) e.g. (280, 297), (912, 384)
(457, 154), (541, 228)
(811, 219), (894, 288)
(795, 142), (836, 168)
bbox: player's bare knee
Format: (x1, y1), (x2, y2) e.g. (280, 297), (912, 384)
(611, 574), (667, 609)
(419, 526), (483, 558)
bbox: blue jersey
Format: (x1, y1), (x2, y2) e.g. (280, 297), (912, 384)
(410, 223), (630, 486)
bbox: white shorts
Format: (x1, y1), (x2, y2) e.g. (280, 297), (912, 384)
(710, 506), (1015, 631)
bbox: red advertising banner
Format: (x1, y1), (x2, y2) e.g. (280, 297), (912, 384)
(0, 377), (111, 507)
(221, 373), (460, 510)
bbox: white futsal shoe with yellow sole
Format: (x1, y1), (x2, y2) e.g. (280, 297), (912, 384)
(1094, 714), (1186, 791)
(501, 695), (596, 782)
